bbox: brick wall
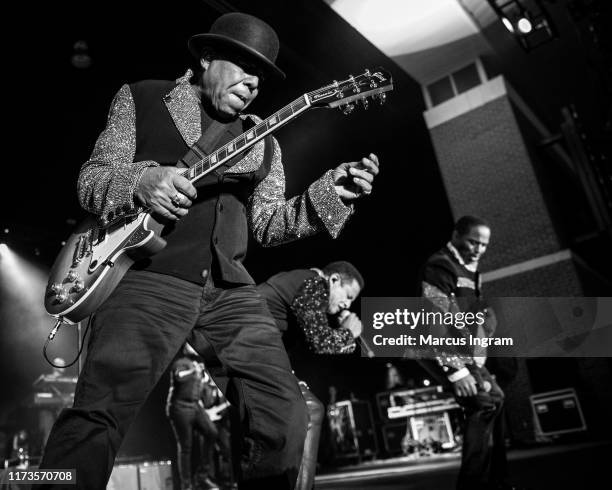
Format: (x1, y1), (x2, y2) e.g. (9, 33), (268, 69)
(428, 95), (560, 272)
(424, 80), (612, 442)
(484, 258), (584, 297)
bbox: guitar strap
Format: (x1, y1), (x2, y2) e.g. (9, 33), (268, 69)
(177, 117), (273, 173)
(177, 119), (232, 169)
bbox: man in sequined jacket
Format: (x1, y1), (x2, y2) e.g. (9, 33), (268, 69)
(258, 261), (364, 490)
(37, 13), (379, 490)
(419, 216), (509, 490)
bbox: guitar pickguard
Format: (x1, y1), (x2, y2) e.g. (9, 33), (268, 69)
(87, 216), (147, 272)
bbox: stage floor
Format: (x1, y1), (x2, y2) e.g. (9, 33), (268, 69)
(315, 440), (612, 489)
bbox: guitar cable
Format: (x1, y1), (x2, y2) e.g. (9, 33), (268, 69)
(43, 315), (94, 369)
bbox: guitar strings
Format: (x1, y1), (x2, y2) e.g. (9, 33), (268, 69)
(179, 72), (378, 183)
(178, 95), (308, 183)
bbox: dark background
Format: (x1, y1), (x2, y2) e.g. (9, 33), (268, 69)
(2, 0), (610, 461)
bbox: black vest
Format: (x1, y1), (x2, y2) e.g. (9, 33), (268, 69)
(129, 80), (272, 285)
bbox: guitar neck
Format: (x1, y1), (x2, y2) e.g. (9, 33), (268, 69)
(180, 94), (312, 183)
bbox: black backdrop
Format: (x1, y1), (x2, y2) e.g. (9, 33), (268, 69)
(3, 0), (455, 459)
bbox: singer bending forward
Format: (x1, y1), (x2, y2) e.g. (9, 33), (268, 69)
(195, 261), (364, 489)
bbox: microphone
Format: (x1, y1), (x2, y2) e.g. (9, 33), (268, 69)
(338, 310), (375, 358)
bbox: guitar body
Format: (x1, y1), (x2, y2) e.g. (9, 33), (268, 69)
(44, 213), (166, 323)
(206, 401), (231, 422)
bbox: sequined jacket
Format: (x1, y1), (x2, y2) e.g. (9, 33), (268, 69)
(259, 270), (355, 354)
(291, 275), (356, 354)
(77, 71), (353, 270)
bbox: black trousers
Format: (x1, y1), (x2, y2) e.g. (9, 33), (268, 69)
(35, 270), (308, 490)
(168, 401), (220, 489)
(206, 374), (323, 490)
(456, 365), (507, 490)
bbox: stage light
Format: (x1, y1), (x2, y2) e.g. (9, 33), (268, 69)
(0, 243), (54, 341)
(71, 40), (92, 69)
(517, 17), (533, 34)
(423, 378), (431, 386)
(0, 241), (76, 387)
(487, 0), (556, 51)
(502, 17), (515, 33)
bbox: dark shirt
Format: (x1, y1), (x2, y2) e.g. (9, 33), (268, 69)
(258, 269), (315, 332)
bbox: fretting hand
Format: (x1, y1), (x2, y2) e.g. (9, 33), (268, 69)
(332, 153), (380, 203)
(135, 167), (198, 221)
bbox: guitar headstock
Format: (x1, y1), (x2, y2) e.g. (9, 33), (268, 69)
(307, 68), (393, 114)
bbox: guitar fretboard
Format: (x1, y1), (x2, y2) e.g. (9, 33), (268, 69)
(176, 69), (392, 182)
(180, 95), (311, 183)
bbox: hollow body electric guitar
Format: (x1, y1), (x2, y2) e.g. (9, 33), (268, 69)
(45, 69), (393, 323)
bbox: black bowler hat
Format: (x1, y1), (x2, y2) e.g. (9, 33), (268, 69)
(188, 12), (285, 80)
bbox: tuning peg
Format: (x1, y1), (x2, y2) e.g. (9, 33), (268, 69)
(360, 98), (369, 110)
(376, 93), (387, 105)
(341, 103), (355, 115)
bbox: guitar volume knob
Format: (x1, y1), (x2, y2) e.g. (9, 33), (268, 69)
(56, 290), (69, 303)
(73, 280), (85, 292)
(341, 103), (355, 115)
(50, 283), (63, 294)
(67, 270), (79, 282)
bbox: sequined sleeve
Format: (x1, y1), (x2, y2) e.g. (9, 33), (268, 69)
(421, 265), (471, 377)
(77, 84), (159, 223)
(290, 276), (355, 354)
(248, 137), (353, 246)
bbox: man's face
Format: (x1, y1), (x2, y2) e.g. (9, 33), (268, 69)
(452, 225), (491, 265)
(200, 56), (261, 119)
(327, 275), (361, 315)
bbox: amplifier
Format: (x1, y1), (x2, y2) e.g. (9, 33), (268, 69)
(107, 464), (138, 490)
(107, 461), (172, 490)
(139, 461), (173, 490)
(531, 388), (587, 436)
(328, 400), (378, 460)
(381, 422), (411, 455)
(409, 412), (456, 448)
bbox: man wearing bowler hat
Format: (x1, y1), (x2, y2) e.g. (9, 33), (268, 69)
(36, 12), (379, 490)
